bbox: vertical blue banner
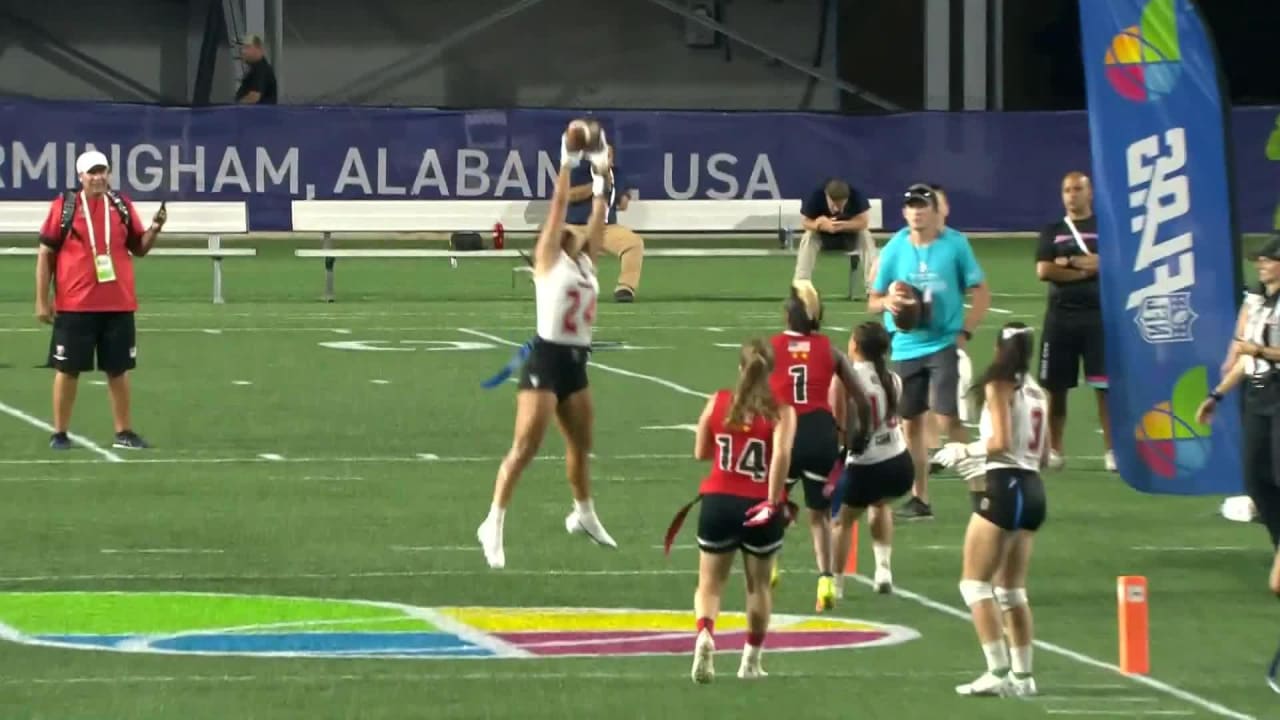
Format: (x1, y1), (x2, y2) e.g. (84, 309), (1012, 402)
(1079, 0), (1242, 494)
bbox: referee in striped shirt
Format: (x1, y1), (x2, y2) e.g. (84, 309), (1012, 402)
(1198, 235), (1280, 595)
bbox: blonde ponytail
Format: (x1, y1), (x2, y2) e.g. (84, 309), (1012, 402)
(727, 338), (779, 426)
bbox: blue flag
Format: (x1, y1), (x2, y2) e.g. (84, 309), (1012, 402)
(1078, 0), (1243, 495)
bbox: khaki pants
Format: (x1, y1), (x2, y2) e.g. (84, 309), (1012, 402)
(792, 229), (878, 285)
(567, 224), (645, 293)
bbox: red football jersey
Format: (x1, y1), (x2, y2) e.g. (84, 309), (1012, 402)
(38, 192), (146, 313)
(769, 331), (835, 415)
(699, 390), (778, 501)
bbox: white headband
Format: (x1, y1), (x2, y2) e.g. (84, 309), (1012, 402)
(1001, 327), (1033, 340)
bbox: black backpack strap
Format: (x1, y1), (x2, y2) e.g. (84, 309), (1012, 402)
(58, 191), (77, 242)
(105, 190), (131, 229)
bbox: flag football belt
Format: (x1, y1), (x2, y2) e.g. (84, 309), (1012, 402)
(662, 494), (799, 556)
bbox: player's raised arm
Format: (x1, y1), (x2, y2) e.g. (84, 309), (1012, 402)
(583, 133), (612, 264)
(534, 122), (593, 275)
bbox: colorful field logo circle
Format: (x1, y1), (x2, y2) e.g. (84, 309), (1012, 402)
(0, 592), (918, 659)
(1133, 366), (1211, 479)
(1103, 0), (1182, 102)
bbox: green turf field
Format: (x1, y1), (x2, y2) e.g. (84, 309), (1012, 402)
(0, 237), (1272, 719)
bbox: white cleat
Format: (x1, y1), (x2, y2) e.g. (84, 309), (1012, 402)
(956, 671), (1012, 697)
(477, 518), (505, 570)
(1047, 451), (1066, 471)
(873, 566), (894, 594)
(566, 509), (618, 548)
(1104, 450), (1117, 472)
(737, 655), (767, 679)
(1009, 675), (1038, 697)
(691, 630), (715, 684)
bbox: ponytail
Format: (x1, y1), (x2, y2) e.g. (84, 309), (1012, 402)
(970, 322), (1036, 396)
(727, 338), (779, 426)
(853, 322), (896, 418)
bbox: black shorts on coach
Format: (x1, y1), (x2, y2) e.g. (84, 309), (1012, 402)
(49, 311), (136, 375)
(1038, 311), (1107, 391)
(976, 468), (1047, 532)
(788, 410), (841, 511)
(696, 493), (785, 556)
(517, 337), (589, 402)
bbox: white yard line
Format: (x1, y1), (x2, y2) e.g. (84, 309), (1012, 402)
(0, 401), (124, 463)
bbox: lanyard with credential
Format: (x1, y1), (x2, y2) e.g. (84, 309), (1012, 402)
(80, 190), (110, 257)
(81, 191), (117, 283)
(1063, 216), (1092, 256)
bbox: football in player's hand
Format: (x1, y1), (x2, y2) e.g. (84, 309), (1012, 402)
(889, 281), (923, 331)
(565, 119), (602, 153)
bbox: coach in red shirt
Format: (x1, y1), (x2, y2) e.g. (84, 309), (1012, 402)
(35, 150), (166, 451)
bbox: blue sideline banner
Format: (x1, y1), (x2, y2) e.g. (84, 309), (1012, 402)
(0, 98), (1276, 234)
(1079, 0), (1243, 495)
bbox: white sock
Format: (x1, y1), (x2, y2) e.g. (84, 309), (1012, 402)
(981, 640), (1010, 674)
(1010, 645), (1032, 676)
(742, 643), (761, 662)
(574, 498), (595, 516)
(486, 503), (505, 526)
(873, 542), (892, 569)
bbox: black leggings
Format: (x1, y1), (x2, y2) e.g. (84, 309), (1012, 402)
(1243, 410), (1280, 548)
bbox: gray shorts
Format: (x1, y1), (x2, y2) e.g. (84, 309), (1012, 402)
(892, 344), (961, 419)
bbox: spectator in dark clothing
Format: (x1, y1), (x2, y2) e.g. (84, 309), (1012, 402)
(235, 34), (277, 105)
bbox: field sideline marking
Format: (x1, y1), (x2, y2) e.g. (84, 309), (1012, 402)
(0, 401), (124, 463)
(455, 326), (1254, 720)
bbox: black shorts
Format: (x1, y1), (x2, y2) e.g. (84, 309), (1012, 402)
(1038, 310), (1107, 391)
(892, 345), (961, 418)
(517, 337), (589, 402)
(49, 311), (136, 375)
(788, 410), (841, 511)
(976, 468), (1047, 532)
(841, 450), (914, 509)
(696, 493), (786, 557)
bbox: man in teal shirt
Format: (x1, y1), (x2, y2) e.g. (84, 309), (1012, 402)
(869, 184), (991, 520)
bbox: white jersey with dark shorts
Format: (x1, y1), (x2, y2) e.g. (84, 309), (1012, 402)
(518, 251), (599, 401)
(839, 362), (913, 509)
(976, 377), (1049, 531)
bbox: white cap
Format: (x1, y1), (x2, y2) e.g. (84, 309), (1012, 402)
(75, 150), (110, 175)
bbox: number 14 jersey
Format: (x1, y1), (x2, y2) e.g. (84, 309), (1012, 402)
(979, 378), (1049, 473)
(535, 251), (599, 347)
(699, 390), (778, 501)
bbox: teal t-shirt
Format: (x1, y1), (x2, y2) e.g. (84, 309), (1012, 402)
(872, 226), (985, 361)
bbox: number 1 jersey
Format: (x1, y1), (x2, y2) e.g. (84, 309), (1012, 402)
(699, 389), (778, 501)
(768, 331), (835, 415)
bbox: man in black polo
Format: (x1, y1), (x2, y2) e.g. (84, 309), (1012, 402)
(1035, 171), (1114, 472)
(793, 178), (874, 286)
(235, 34), (278, 105)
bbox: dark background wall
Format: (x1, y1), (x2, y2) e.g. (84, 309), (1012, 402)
(0, 0), (1275, 111)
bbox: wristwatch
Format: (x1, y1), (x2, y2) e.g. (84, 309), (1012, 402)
(960, 329), (973, 341)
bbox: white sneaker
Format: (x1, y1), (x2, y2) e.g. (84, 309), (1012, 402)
(1104, 450), (1117, 472)
(833, 575), (845, 600)
(1047, 451), (1066, 471)
(873, 566), (894, 594)
(955, 671), (1012, 697)
(566, 509), (618, 548)
(1009, 675), (1038, 697)
(737, 648), (767, 679)
(477, 517), (505, 569)
(691, 630), (715, 684)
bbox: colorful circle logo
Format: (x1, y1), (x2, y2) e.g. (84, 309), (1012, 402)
(0, 592), (919, 659)
(1133, 366), (1211, 479)
(1103, 0), (1182, 102)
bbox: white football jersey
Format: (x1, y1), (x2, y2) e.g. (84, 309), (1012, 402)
(535, 251), (599, 347)
(980, 377), (1049, 472)
(846, 361), (907, 466)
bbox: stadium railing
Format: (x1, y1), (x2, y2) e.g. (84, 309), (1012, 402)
(290, 198), (885, 301)
(0, 201), (253, 304)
